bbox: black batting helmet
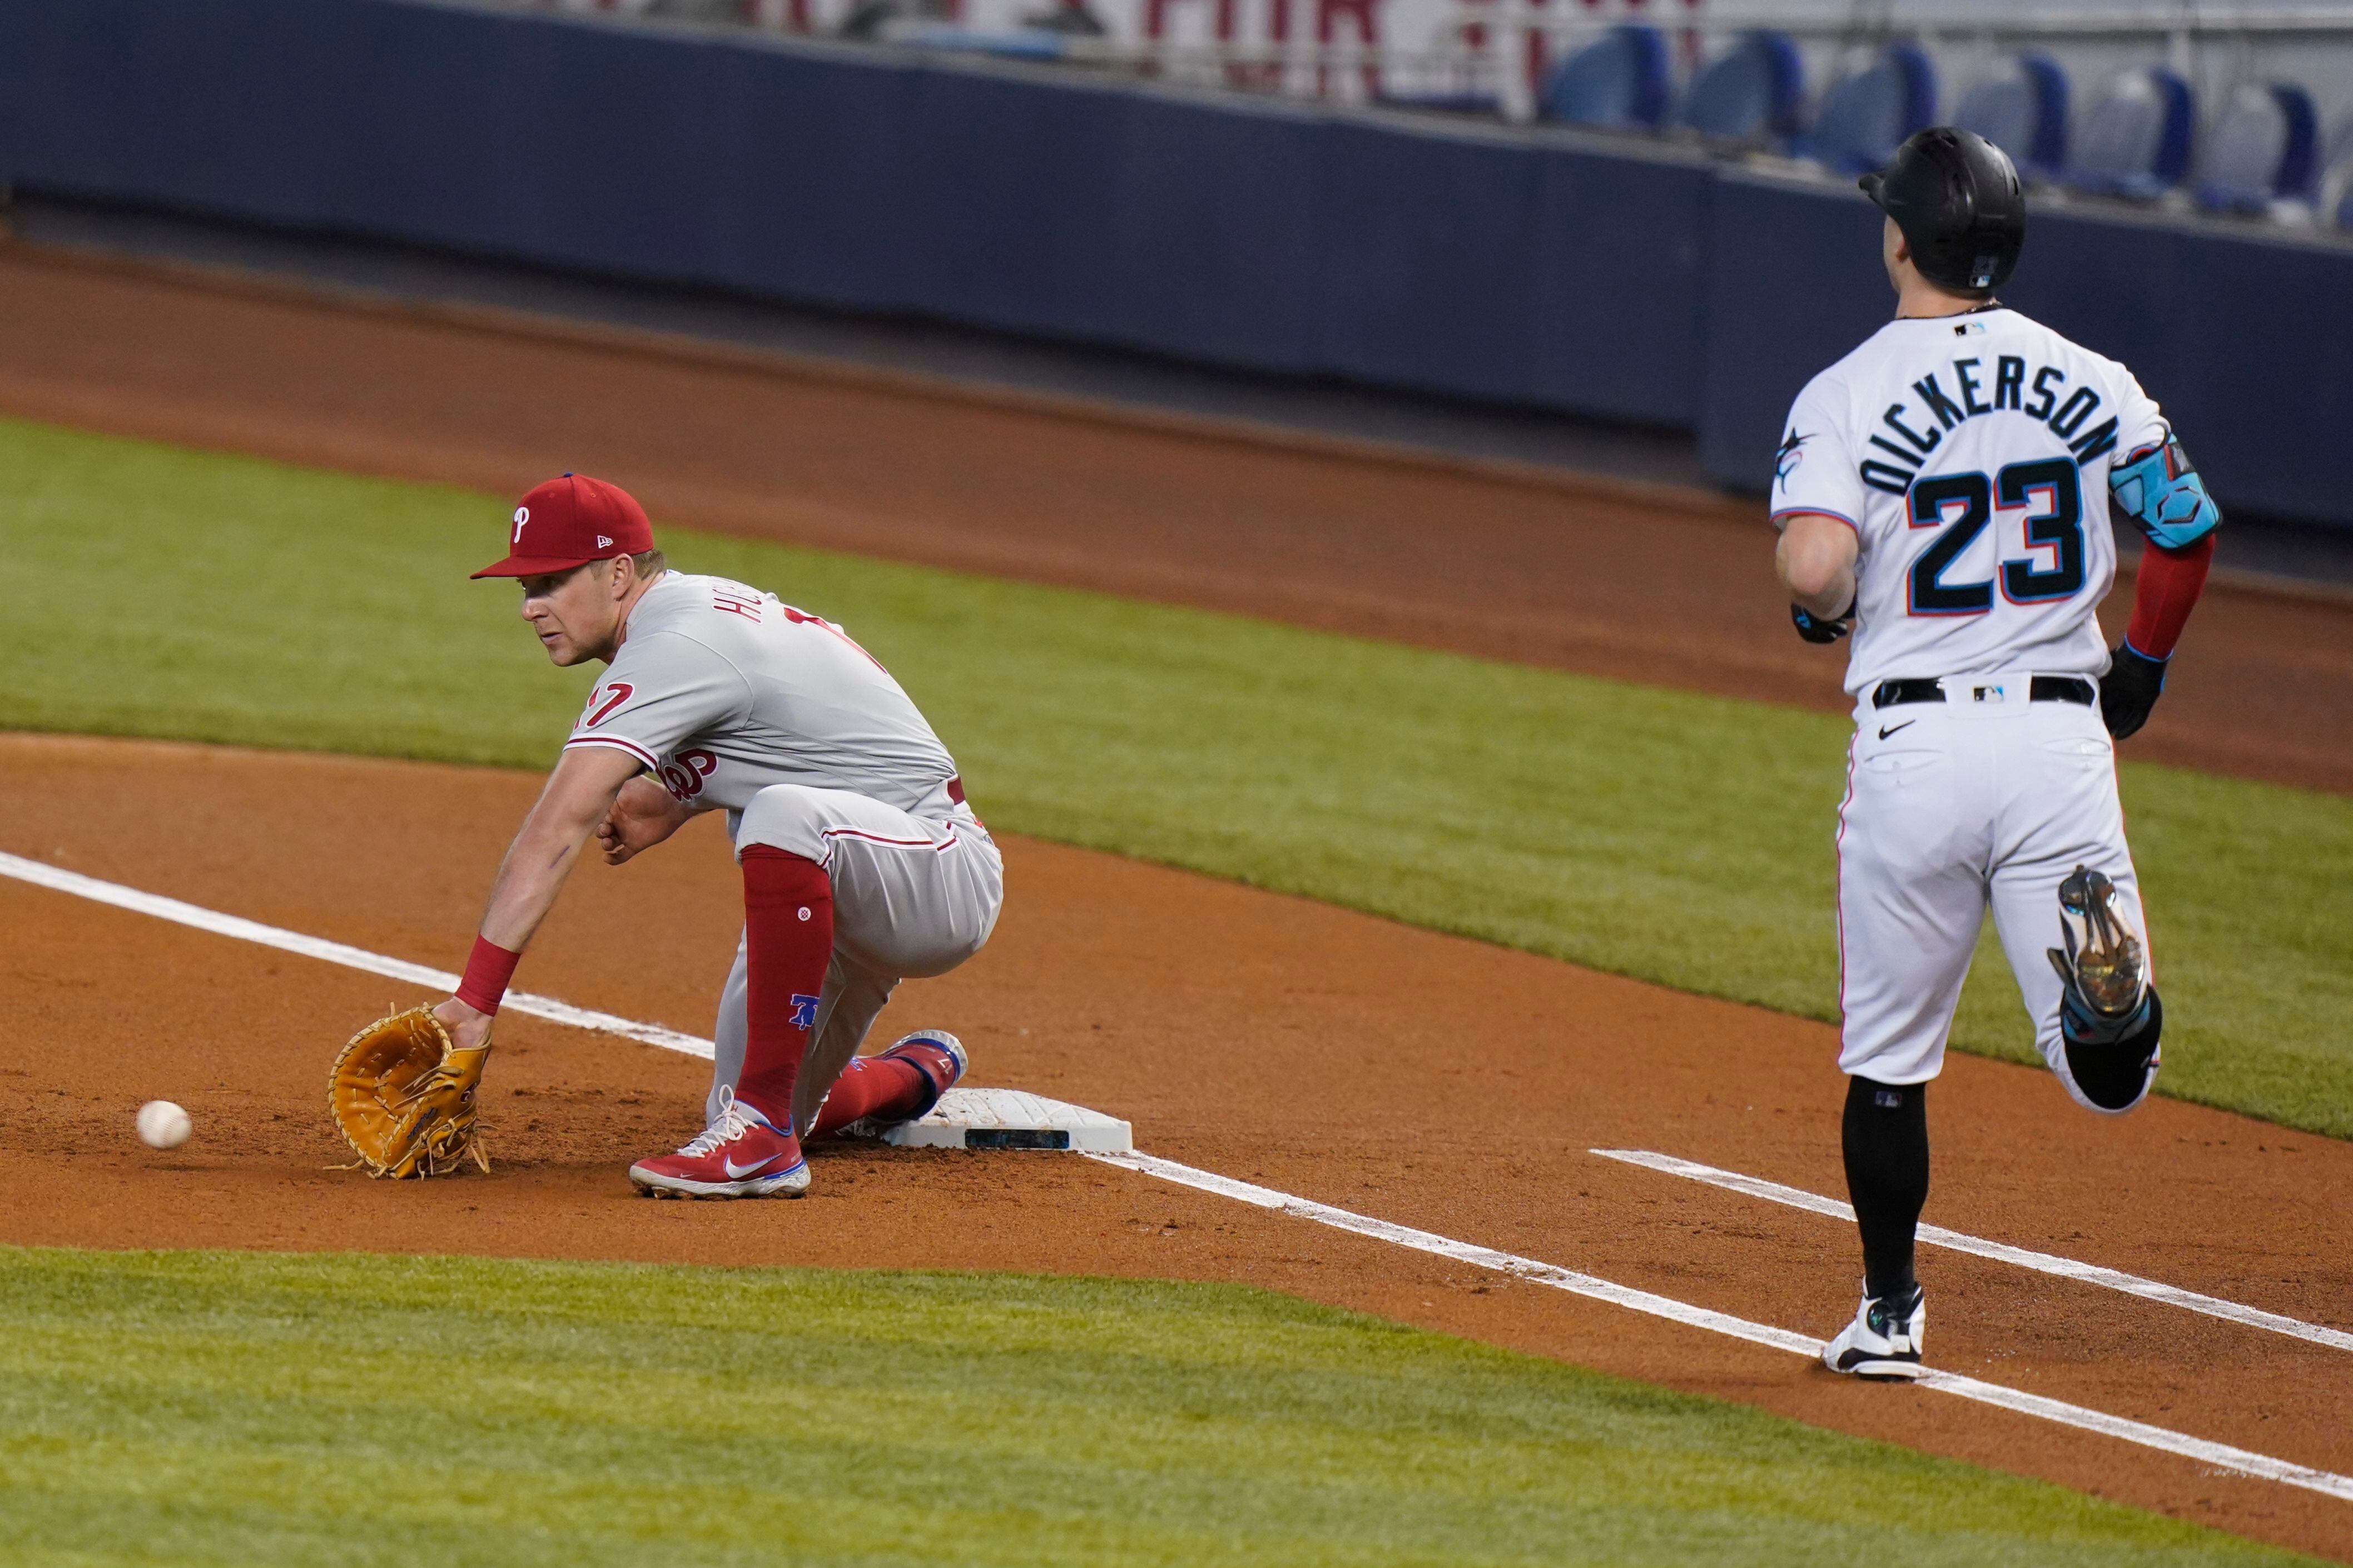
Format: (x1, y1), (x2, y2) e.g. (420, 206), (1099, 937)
(1859, 127), (2026, 296)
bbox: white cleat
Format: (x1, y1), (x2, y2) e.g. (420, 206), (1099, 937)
(1823, 1282), (1927, 1380)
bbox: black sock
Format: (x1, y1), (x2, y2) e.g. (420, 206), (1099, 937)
(1843, 1076), (1929, 1302)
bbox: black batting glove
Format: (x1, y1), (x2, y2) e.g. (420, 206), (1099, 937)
(1791, 597), (1855, 645)
(2101, 643), (2168, 740)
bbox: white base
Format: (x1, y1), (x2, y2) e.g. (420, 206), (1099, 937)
(876, 1086), (1132, 1152)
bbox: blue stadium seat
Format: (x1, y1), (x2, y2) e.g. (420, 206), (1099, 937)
(2197, 82), (2319, 213)
(1675, 32), (1803, 145)
(1540, 25), (1670, 130)
(1803, 43), (1936, 173)
(1952, 51), (2068, 179)
(2069, 67), (2195, 200)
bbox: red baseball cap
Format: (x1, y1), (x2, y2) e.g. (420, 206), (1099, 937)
(470, 474), (654, 578)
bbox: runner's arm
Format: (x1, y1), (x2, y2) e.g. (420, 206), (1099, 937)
(1776, 512), (1860, 620)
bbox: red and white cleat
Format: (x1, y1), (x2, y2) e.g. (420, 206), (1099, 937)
(629, 1087), (809, 1199)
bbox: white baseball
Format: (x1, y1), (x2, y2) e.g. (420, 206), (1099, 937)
(136, 1100), (192, 1150)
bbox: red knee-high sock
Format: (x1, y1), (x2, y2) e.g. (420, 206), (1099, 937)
(737, 847), (833, 1130)
(809, 1054), (930, 1138)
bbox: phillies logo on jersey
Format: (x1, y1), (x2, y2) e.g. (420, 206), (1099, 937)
(788, 994), (820, 1029)
(657, 748), (718, 802)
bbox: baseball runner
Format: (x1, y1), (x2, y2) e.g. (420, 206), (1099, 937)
(328, 474), (1003, 1196)
(1770, 130), (2221, 1377)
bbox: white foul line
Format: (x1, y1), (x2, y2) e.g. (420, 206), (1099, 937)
(0, 851), (712, 1059)
(4, 849), (2348, 1505)
(1592, 1148), (2353, 1357)
(1086, 1150), (2353, 1505)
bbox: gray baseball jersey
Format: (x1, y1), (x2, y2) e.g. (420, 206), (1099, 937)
(563, 571), (965, 826)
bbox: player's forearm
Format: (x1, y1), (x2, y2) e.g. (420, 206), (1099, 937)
(1776, 520), (1859, 618)
(476, 809), (599, 951)
(451, 748), (640, 1023)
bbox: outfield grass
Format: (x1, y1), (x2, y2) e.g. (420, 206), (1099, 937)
(4, 418), (2349, 1137)
(0, 1246), (2311, 1567)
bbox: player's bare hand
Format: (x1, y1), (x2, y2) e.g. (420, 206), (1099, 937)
(430, 995), (495, 1053)
(597, 775), (691, 865)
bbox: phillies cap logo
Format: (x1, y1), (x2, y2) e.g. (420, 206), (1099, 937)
(471, 472), (656, 579)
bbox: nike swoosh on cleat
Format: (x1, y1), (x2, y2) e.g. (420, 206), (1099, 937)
(1878, 720), (1915, 739)
(723, 1154), (782, 1178)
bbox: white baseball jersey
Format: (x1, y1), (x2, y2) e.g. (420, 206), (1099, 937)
(564, 571), (964, 824)
(1770, 307), (2168, 696)
(1774, 307), (2166, 1112)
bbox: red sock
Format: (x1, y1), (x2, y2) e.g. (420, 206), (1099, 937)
(809, 1054), (930, 1138)
(736, 847), (833, 1130)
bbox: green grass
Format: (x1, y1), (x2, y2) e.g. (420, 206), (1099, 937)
(0, 1246), (2311, 1567)
(4, 418), (2349, 1137)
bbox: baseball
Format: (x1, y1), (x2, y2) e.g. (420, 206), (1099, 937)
(136, 1099), (192, 1150)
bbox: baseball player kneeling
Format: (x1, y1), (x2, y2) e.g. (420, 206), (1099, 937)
(329, 474), (1002, 1196)
(1771, 130), (2220, 1377)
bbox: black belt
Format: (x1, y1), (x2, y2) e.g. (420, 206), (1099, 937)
(1872, 676), (2094, 709)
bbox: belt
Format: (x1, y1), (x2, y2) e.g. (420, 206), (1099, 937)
(1872, 676), (2094, 709)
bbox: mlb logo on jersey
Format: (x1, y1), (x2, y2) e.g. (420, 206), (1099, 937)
(789, 994), (821, 1030)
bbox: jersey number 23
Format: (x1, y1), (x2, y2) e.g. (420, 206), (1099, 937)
(1907, 459), (2085, 616)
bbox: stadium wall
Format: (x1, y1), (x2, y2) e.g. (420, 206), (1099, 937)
(0, 0), (2343, 526)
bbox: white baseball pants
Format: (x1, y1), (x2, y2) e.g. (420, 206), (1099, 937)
(711, 783), (1005, 1133)
(1835, 677), (2152, 1113)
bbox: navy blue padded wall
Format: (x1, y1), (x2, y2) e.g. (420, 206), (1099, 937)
(0, 0), (1703, 420)
(2008, 211), (2353, 525)
(1527, 148), (1710, 426)
(1698, 173), (1887, 494)
(1, 0), (2344, 522)
(1309, 124), (1708, 420)
(1312, 122), (1543, 401)
(1104, 93), (1324, 372)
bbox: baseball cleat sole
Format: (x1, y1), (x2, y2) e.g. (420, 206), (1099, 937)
(1826, 1355), (1928, 1381)
(627, 1162), (810, 1199)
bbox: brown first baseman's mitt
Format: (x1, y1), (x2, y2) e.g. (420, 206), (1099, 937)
(329, 1005), (490, 1178)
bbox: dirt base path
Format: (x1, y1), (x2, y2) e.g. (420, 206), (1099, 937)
(1, 247), (2347, 794)
(3, 735), (2347, 1559)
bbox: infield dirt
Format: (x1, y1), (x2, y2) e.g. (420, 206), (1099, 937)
(3, 734), (2350, 1559)
(2, 249), (2350, 1560)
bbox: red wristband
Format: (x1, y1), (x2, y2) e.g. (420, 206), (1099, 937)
(455, 935), (522, 1017)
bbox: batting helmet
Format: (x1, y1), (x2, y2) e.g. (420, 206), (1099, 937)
(1859, 127), (2026, 296)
